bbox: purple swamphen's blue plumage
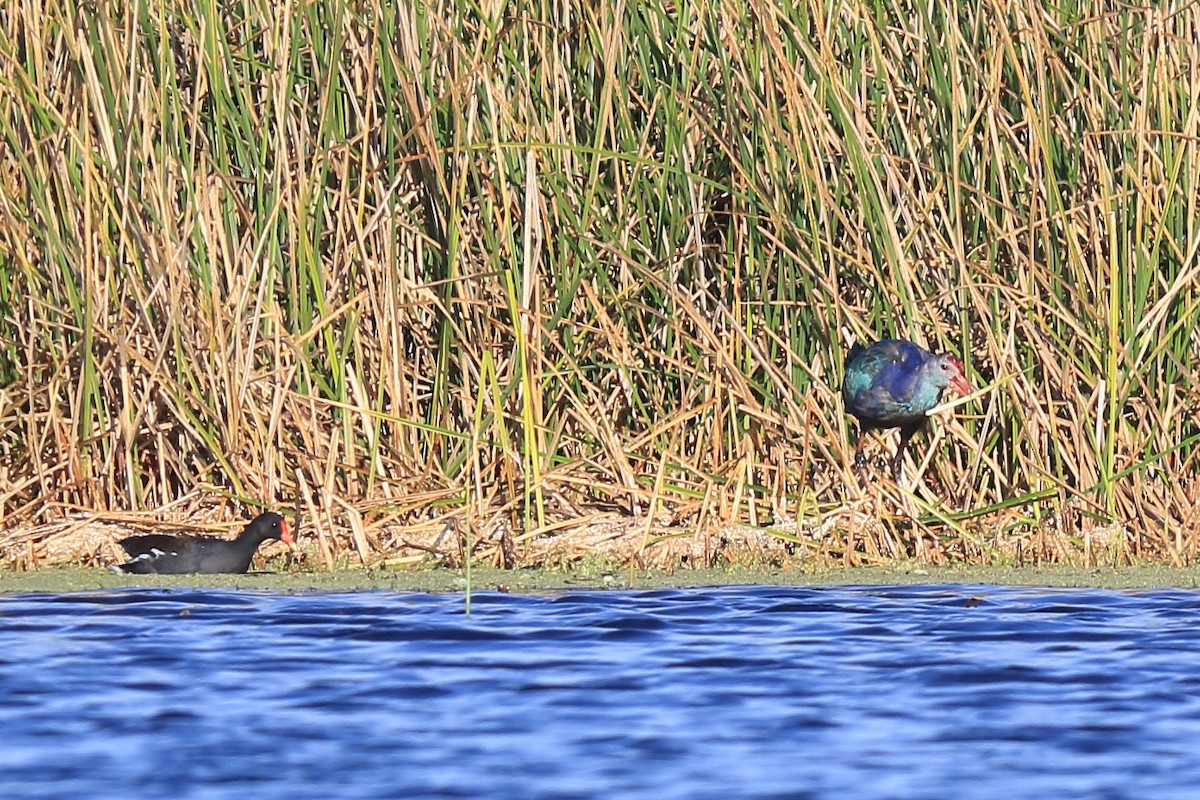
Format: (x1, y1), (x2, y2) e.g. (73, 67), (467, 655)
(843, 338), (971, 480)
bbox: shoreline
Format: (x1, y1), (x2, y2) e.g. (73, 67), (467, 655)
(3, 564), (1200, 594)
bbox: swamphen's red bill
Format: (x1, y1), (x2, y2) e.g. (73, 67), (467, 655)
(945, 355), (971, 397)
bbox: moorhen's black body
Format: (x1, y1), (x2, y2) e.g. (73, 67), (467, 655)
(114, 512), (293, 574)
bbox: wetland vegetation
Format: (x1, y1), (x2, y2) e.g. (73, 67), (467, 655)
(0, 1), (1197, 574)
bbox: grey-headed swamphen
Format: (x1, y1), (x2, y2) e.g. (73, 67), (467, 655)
(843, 338), (971, 480)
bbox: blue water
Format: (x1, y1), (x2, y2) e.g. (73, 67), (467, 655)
(3, 584), (1200, 799)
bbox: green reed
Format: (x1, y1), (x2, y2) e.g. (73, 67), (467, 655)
(0, 0), (1197, 565)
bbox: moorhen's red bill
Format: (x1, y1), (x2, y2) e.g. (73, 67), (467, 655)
(114, 512), (294, 574)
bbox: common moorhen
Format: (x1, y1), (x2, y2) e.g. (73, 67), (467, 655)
(843, 338), (971, 480)
(114, 512), (294, 574)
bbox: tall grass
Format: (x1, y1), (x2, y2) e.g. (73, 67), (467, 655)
(0, 0), (1198, 567)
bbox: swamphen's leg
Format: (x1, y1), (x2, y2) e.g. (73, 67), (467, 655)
(891, 423), (923, 482)
(853, 428), (874, 484)
(853, 434), (868, 472)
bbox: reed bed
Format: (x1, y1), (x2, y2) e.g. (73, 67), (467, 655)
(0, 0), (1197, 570)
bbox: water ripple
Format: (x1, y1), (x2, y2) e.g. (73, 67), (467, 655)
(3, 584), (1200, 799)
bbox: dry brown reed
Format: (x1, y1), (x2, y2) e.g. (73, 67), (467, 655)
(0, 0), (1198, 570)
